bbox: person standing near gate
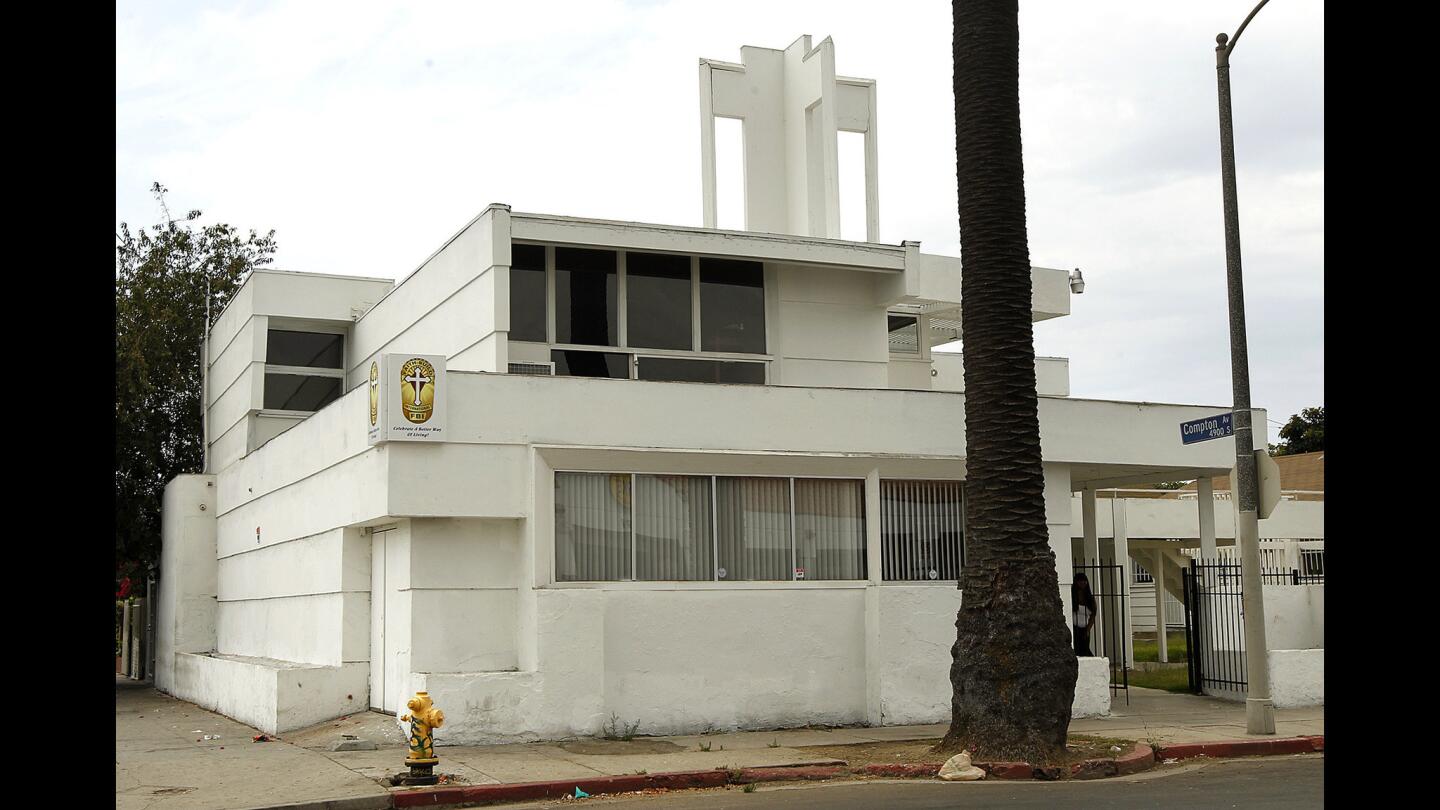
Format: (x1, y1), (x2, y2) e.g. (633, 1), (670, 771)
(1073, 573), (1097, 656)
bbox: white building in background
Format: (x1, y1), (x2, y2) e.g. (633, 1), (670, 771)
(1069, 451), (1324, 668)
(154, 36), (1266, 740)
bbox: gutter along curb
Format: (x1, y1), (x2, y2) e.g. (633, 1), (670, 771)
(262, 735), (1324, 809)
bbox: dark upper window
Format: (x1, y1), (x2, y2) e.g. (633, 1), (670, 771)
(626, 251), (693, 350)
(699, 258), (766, 354)
(555, 247), (617, 346)
(264, 328), (345, 412)
(888, 315), (920, 354)
(552, 349), (629, 379)
(510, 244), (547, 342)
(637, 357), (764, 384)
(267, 330), (344, 368)
(263, 374), (343, 411)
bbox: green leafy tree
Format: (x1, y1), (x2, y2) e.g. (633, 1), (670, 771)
(940, 0), (1076, 763)
(115, 184), (277, 586)
(1272, 407), (1323, 456)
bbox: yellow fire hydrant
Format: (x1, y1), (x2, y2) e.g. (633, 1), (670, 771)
(398, 691), (445, 785)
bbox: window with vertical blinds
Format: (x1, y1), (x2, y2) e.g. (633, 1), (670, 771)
(715, 477), (792, 581)
(634, 475), (713, 581)
(554, 473), (632, 582)
(879, 480), (965, 582)
(554, 473), (867, 582)
(794, 479), (866, 580)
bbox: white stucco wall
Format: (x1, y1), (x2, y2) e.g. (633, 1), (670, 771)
(872, 586), (957, 726)
(1072, 657), (1112, 718)
(1263, 584), (1323, 650)
(930, 353), (1070, 398)
(416, 584), (1105, 744)
(216, 528), (366, 665)
(155, 475), (218, 693)
(771, 262), (888, 388)
(210, 387), (385, 705)
(1268, 649), (1323, 708)
(350, 206), (506, 387)
(1071, 497), (1323, 541)
(203, 271), (394, 472)
(408, 518), (521, 674)
(183, 371), (1248, 738)
(173, 652), (368, 735)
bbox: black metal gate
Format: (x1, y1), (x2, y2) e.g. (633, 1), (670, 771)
(1182, 559), (1303, 694)
(1074, 561), (1128, 704)
(1183, 560), (1244, 694)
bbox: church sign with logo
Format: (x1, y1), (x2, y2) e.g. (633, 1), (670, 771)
(367, 353), (447, 444)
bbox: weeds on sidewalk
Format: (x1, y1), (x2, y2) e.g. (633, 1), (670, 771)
(601, 713), (641, 741)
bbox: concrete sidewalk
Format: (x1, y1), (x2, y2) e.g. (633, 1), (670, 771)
(116, 679), (1323, 810)
(116, 677), (391, 810)
(1069, 686), (1324, 746)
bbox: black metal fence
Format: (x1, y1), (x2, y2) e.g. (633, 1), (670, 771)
(1182, 558), (1323, 693)
(1073, 561), (1128, 704)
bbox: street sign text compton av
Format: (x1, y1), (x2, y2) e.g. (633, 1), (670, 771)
(1181, 412), (1233, 445)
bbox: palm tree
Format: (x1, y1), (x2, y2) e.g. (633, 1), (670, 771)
(938, 0), (1077, 763)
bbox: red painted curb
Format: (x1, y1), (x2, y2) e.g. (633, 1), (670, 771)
(392, 769), (728, 807)
(1115, 743), (1156, 775)
(976, 761), (1031, 780)
(856, 763), (943, 778)
(974, 742), (1155, 781)
(731, 765), (850, 783)
(1156, 735), (1324, 762)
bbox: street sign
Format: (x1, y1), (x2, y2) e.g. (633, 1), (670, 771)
(1180, 412), (1232, 445)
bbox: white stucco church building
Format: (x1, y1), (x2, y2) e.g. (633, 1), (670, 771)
(154, 35), (1262, 740)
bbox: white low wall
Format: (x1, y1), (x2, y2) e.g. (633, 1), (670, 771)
(173, 652), (368, 734)
(414, 586), (1107, 745)
(873, 586), (957, 725)
(1265, 584), (1323, 650)
(1073, 657), (1112, 719)
(1269, 649), (1323, 708)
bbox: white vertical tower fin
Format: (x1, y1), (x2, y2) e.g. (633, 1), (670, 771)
(699, 36), (879, 240)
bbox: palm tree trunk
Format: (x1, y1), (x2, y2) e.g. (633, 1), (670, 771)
(939, 0), (1078, 763)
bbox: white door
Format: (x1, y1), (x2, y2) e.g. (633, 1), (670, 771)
(369, 529), (387, 711)
(383, 532), (406, 713)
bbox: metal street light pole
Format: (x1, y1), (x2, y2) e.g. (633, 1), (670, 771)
(1215, 0), (1275, 736)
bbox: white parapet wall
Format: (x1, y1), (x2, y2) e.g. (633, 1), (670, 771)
(414, 585), (1108, 745)
(1265, 584), (1324, 651)
(173, 652), (369, 735)
(1073, 657), (1113, 719)
(1269, 649), (1323, 708)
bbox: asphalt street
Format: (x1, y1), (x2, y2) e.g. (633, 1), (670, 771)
(515, 755), (1324, 809)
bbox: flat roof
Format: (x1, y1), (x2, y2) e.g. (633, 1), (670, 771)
(209, 267), (396, 331)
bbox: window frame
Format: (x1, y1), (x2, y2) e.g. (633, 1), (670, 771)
(877, 478), (967, 584)
(886, 313), (922, 355)
(551, 470), (867, 585)
(261, 321), (348, 416)
(510, 242), (773, 381)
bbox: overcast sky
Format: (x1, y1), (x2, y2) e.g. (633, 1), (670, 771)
(116, 0), (1323, 440)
